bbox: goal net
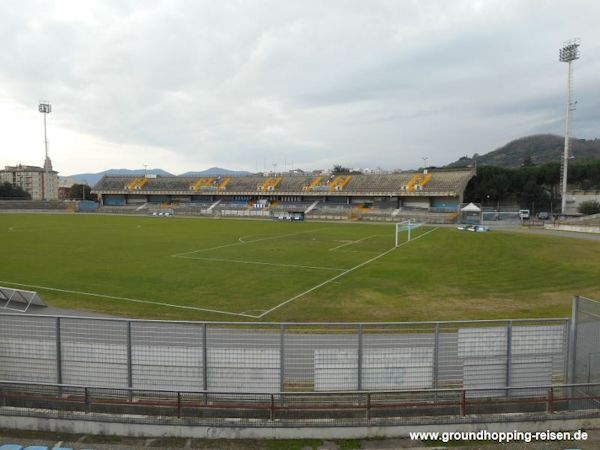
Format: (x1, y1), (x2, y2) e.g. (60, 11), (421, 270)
(395, 220), (424, 247)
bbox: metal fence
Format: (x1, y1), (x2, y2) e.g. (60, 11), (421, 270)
(572, 296), (600, 385)
(0, 314), (570, 395)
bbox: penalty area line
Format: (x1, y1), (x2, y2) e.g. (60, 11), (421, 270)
(173, 255), (346, 271)
(0, 280), (260, 319)
(172, 227), (329, 257)
(328, 235), (377, 251)
(257, 227), (439, 318)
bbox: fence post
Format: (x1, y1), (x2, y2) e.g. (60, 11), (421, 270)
(55, 317), (62, 386)
(127, 321), (133, 397)
(460, 390), (466, 416)
(280, 324), (285, 392)
(366, 392), (371, 421)
(357, 324), (363, 391)
(177, 391), (182, 418)
(568, 296), (580, 384)
(202, 323), (208, 404)
(84, 387), (90, 413)
(270, 394), (275, 421)
(547, 387), (554, 413)
(506, 320), (512, 396)
(433, 323), (440, 390)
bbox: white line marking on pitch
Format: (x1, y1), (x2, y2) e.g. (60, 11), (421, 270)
(0, 280), (260, 319)
(174, 255), (347, 271)
(328, 235), (377, 251)
(257, 227), (439, 318)
(172, 227), (329, 257)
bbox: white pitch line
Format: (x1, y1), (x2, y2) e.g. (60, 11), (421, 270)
(257, 227), (439, 318)
(0, 280), (260, 319)
(172, 227), (329, 257)
(174, 255), (347, 271)
(328, 235), (377, 251)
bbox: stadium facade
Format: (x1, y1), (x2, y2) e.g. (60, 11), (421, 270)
(92, 169), (475, 214)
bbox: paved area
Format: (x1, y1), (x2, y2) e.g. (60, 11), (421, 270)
(486, 222), (600, 241)
(2, 428), (600, 449)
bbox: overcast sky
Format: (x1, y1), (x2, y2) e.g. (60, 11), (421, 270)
(1, 0), (598, 175)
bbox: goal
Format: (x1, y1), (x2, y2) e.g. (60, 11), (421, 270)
(0, 286), (47, 313)
(395, 220), (424, 247)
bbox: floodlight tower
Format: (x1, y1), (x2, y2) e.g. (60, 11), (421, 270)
(39, 101), (53, 201)
(39, 101), (52, 170)
(559, 39), (580, 215)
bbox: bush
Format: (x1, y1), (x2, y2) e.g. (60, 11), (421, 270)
(578, 200), (600, 215)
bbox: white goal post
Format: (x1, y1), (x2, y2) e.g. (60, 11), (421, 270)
(395, 220), (424, 247)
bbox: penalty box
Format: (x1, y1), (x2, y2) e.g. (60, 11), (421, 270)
(172, 225), (420, 272)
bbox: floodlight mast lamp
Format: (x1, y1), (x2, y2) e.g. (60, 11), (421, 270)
(559, 39), (580, 215)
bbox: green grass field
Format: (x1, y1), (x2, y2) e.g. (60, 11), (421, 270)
(1, 213), (598, 322)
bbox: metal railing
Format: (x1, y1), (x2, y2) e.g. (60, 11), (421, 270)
(1, 380), (599, 426)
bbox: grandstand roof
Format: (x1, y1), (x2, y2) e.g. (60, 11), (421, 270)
(92, 169), (475, 197)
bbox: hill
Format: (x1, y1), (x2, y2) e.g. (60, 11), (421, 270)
(178, 167), (253, 177)
(69, 167), (252, 186)
(448, 134), (600, 168)
(68, 168), (174, 186)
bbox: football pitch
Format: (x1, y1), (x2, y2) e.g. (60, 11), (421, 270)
(1, 213), (599, 322)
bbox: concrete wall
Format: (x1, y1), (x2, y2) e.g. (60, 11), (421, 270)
(544, 224), (600, 234)
(1, 412), (599, 439)
(565, 191), (600, 215)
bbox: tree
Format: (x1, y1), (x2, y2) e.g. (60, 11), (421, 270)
(69, 184), (97, 201)
(578, 200), (600, 215)
(520, 179), (549, 211)
(332, 165), (351, 174)
(463, 159), (600, 209)
(522, 154), (534, 167)
(463, 166), (511, 204)
(332, 165), (361, 174)
(0, 182), (31, 199)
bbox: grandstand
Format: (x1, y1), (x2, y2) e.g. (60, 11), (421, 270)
(92, 169), (475, 221)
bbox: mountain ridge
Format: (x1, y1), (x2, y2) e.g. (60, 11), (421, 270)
(67, 167), (253, 186)
(447, 134), (600, 168)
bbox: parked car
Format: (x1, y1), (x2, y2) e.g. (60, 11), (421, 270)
(519, 209), (530, 220)
(537, 211), (550, 220)
(457, 225), (490, 232)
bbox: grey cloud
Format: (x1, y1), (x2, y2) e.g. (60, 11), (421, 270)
(0, 0), (599, 172)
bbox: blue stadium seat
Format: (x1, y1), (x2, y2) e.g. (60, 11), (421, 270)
(0, 445), (23, 450)
(22, 447), (49, 450)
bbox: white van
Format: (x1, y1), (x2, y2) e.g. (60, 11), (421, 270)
(519, 209), (530, 220)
